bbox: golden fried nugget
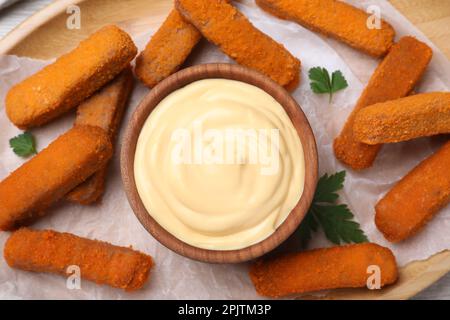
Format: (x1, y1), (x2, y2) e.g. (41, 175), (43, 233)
(66, 169), (108, 205)
(375, 141), (450, 242)
(65, 67), (134, 204)
(256, 0), (395, 57)
(354, 92), (450, 145)
(6, 25), (137, 129)
(333, 36), (432, 170)
(135, 9), (201, 88)
(176, 0), (300, 89)
(249, 243), (397, 297)
(0, 126), (112, 231)
(4, 228), (154, 291)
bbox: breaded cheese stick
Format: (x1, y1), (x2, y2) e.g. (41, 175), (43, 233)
(4, 228), (154, 291)
(65, 67), (134, 204)
(249, 243), (397, 297)
(375, 141), (450, 242)
(354, 92), (450, 145)
(175, 0), (301, 89)
(6, 25), (137, 129)
(333, 36), (432, 170)
(135, 9), (201, 88)
(0, 126), (112, 231)
(256, 0), (395, 57)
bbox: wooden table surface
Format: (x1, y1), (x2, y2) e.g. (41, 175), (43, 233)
(0, 0), (449, 300)
(390, 0), (450, 59)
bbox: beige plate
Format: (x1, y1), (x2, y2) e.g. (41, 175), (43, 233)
(1, 0), (449, 299)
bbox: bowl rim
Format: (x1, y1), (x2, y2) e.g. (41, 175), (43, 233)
(121, 63), (318, 263)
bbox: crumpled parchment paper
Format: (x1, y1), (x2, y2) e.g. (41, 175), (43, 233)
(0, 0), (449, 299)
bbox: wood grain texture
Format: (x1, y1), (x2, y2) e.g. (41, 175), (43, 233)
(0, 0), (51, 37)
(121, 63), (318, 263)
(390, 0), (450, 58)
(0, 0), (172, 59)
(0, 0), (449, 298)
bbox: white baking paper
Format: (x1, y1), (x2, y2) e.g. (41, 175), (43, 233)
(0, 0), (449, 299)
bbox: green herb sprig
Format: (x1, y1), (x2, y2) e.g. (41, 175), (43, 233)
(297, 171), (368, 247)
(308, 67), (348, 102)
(9, 132), (37, 158)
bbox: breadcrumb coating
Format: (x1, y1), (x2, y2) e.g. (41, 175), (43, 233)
(6, 25), (137, 129)
(256, 0), (395, 57)
(250, 243), (397, 297)
(175, 0), (300, 89)
(4, 228), (154, 291)
(66, 67), (134, 204)
(0, 126), (112, 230)
(333, 36), (432, 170)
(375, 141), (450, 242)
(135, 9), (201, 88)
(354, 92), (450, 144)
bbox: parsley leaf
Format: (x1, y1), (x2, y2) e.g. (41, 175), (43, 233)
(331, 70), (348, 92)
(297, 210), (319, 248)
(308, 67), (348, 102)
(297, 171), (368, 247)
(314, 171), (345, 203)
(9, 132), (37, 157)
(309, 67), (332, 94)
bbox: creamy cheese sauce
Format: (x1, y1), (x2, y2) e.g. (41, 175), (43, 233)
(134, 79), (305, 250)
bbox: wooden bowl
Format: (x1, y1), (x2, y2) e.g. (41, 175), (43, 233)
(121, 63), (318, 263)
